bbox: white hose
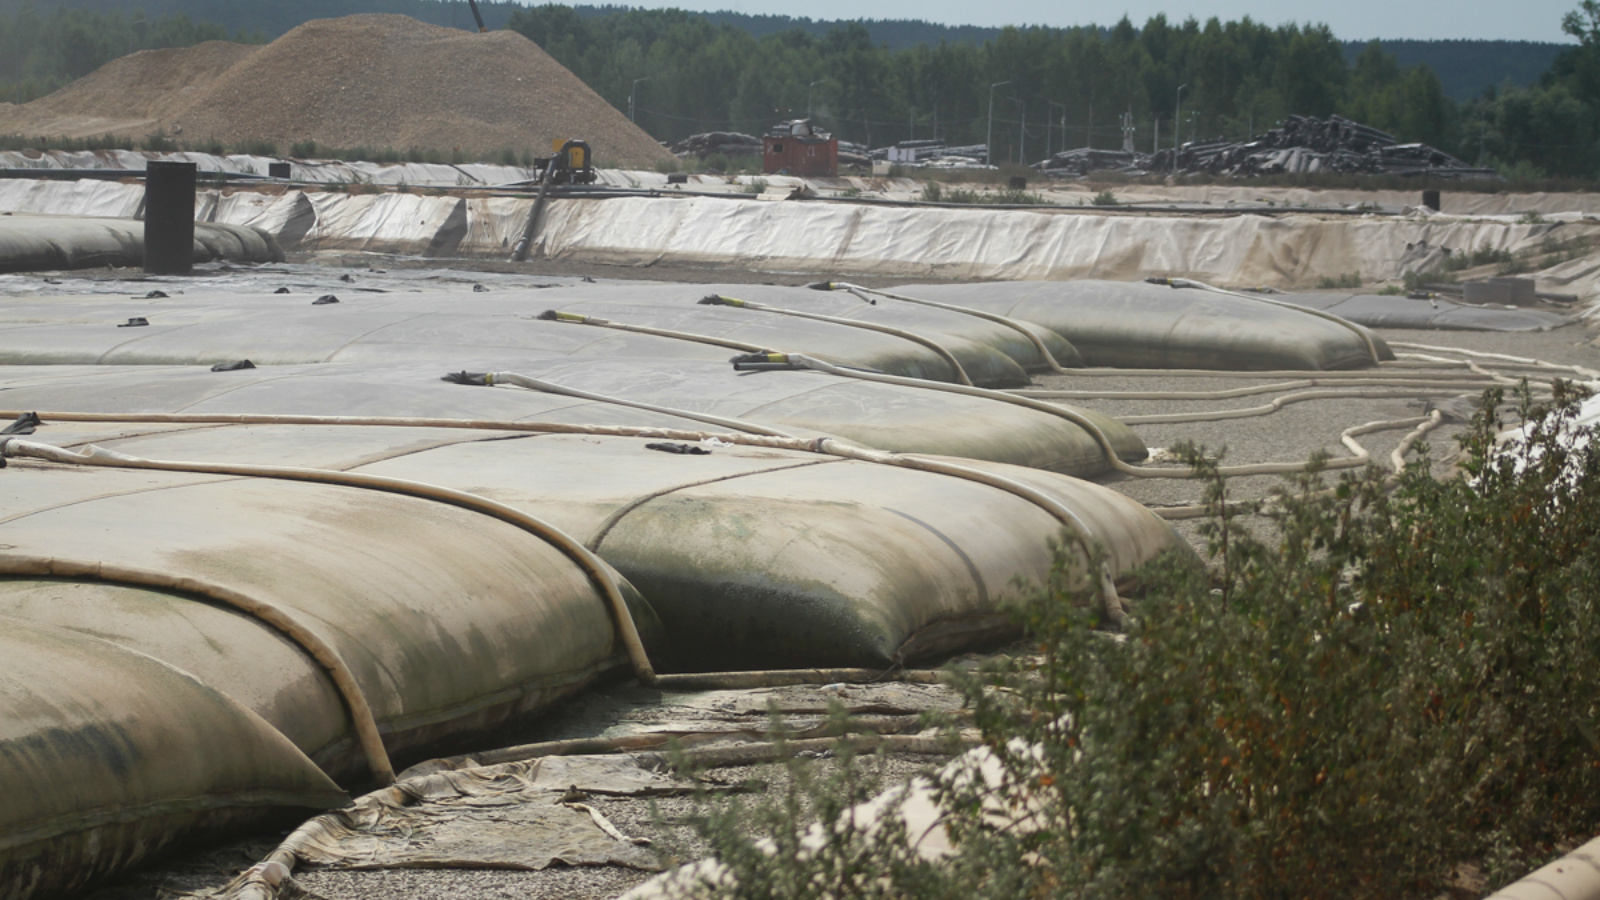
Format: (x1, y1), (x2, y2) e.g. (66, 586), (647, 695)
(702, 293), (976, 386)
(825, 281), (1078, 375)
(479, 371), (797, 438)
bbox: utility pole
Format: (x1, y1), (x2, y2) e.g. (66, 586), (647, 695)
(986, 80), (1011, 166)
(1046, 100), (1066, 160)
(1173, 83), (1187, 175)
(1015, 98), (1025, 164)
(629, 76), (653, 123)
(1153, 114), (1160, 157)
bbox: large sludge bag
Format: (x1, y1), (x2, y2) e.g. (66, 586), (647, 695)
(887, 280), (1393, 370)
(0, 618), (348, 900)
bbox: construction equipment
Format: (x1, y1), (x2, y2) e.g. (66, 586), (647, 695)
(533, 139), (596, 185)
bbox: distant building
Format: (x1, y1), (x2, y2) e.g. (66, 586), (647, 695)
(762, 120), (837, 177)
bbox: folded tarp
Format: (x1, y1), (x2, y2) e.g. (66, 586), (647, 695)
(0, 357), (1145, 477)
(883, 280), (1392, 370)
(0, 215), (284, 273)
(1271, 291), (1574, 332)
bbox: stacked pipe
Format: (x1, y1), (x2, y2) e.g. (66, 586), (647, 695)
(1035, 114), (1500, 180)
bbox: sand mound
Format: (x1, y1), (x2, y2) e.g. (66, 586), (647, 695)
(0, 15), (672, 168)
(0, 41), (257, 138)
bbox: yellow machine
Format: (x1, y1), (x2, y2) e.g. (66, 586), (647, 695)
(534, 139), (596, 185)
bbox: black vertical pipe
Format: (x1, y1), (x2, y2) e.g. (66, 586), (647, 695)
(144, 160), (196, 275)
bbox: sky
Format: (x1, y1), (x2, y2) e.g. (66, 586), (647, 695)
(606, 0), (1582, 43)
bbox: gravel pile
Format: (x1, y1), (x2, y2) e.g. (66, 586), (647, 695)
(0, 15), (673, 168)
(0, 41), (257, 137)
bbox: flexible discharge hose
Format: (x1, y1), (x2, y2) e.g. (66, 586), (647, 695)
(815, 280), (1079, 375)
(699, 293), (976, 386)
(452, 370), (797, 438)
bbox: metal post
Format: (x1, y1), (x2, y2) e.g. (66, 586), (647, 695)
(1015, 98), (1025, 164)
(629, 76), (652, 123)
(986, 80), (1011, 166)
(1174, 83), (1187, 175)
(143, 160), (195, 276)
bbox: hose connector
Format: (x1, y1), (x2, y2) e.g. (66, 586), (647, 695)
(441, 371), (494, 386)
(537, 310), (608, 325)
(730, 351), (798, 371)
(699, 294), (745, 308)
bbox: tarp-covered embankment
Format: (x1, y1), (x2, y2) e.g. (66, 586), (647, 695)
(5, 180), (1597, 292)
(0, 214), (283, 272)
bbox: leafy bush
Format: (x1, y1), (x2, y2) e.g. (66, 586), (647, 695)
(1091, 189), (1119, 206)
(681, 381), (1600, 899)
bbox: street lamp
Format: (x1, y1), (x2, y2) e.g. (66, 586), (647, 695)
(1046, 100), (1066, 159)
(629, 76), (653, 123)
(808, 79), (828, 119)
(1173, 83), (1188, 174)
(1012, 97), (1026, 164)
(986, 80), (1011, 166)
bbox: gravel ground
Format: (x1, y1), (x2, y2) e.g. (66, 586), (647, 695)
(74, 287), (1600, 900)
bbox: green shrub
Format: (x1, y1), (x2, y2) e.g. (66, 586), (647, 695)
(1315, 272), (1362, 289)
(681, 381), (1600, 899)
(1091, 189), (1119, 206)
(230, 138), (278, 157)
(290, 140), (318, 159)
(140, 129), (177, 153)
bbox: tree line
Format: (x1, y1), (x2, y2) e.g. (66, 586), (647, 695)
(0, 6), (264, 103)
(2, 1), (1598, 179)
(509, 3), (1600, 179)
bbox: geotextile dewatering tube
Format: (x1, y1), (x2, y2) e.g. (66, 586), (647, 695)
(812, 280), (1080, 375)
(1155, 277), (1385, 366)
(727, 351), (1387, 479)
(699, 293), (977, 386)
(0, 549), (398, 787)
(471, 370), (1128, 623)
(444, 370), (797, 437)
(0, 437), (660, 698)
